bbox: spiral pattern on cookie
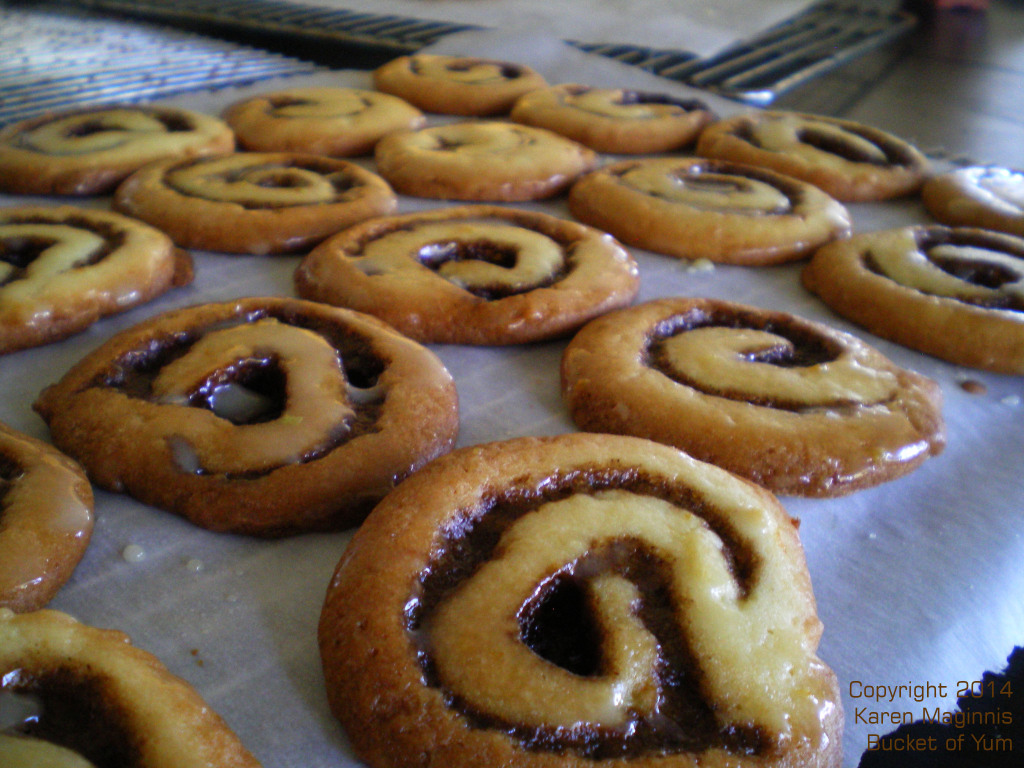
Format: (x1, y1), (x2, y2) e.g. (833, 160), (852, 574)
(375, 122), (597, 201)
(319, 434), (842, 767)
(696, 111), (929, 201)
(411, 55), (532, 85)
(561, 298), (945, 496)
(864, 227), (1024, 310)
(568, 158), (850, 264)
(295, 206), (638, 344)
(162, 153), (372, 208)
(0, 106), (234, 195)
(0, 206), (192, 354)
(646, 303), (899, 410)
(33, 298), (459, 534)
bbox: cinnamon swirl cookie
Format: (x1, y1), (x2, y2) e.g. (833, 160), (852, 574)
(0, 105), (234, 196)
(223, 87), (425, 156)
(0, 423), (93, 613)
(373, 122), (598, 201)
(567, 158), (851, 265)
(319, 433), (843, 768)
(922, 165), (1024, 237)
(510, 84), (715, 154)
(373, 54), (547, 116)
(295, 205), (639, 345)
(803, 225), (1024, 373)
(561, 298), (945, 496)
(113, 152), (396, 255)
(696, 111), (930, 202)
(0, 206), (193, 355)
(0, 608), (261, 768)
(32, 297), (459, 536)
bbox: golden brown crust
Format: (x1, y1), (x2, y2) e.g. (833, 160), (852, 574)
(373, 122), (598, 202)
(560, 298), (946, 497)
(319, 433), (843, 768)
(802, 225), (1024, 373)
(0, 423), (93, 613)
(695, 111), (930, 202)
(0, 608), (261, 767)
(921, 166), (1024, 237)
(510, 84), (715, 154)
(373, 54), (548, 116)
(0, 206), (194, 355)
(567, 157), (851, 265)
(0, 105), (235, 196)
(32, 297), (459, 536)
(113, 152), (397, 255)
(294, 205), (639, 345)
(223, 87), (425, 156)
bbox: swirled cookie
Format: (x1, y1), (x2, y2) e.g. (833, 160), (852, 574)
(0, 206), (193, 354)
(223, 87), (425, 156)
(113, 152), (397, 255)
(373, 54), (548, 116)
(567, 157), (851, 265)
(922, 165), (1024, 237)
(0, 608), (261, 767)
(295, 205), (639, 345)
(696, 111), (930, 202)
(32, 297), (459, 536)
(561, 298), (945, 496)
(373, 122), (598, 201)
(0, 422), (93, 613)
(319, 433), (843, 768)
(510, 84), (715, 154)
(0, 105), (234, 196)
(803, 225), (1024, 373)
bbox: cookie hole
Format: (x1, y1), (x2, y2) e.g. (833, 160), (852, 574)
(191, 359), (287, 425)
(519, 575), (603, 677)
(157, 112), (194, 132)
(1, 237), (54, 270)
(418, 240), (519, 270)
(4, 668), (143, 768)
(63, 120), (108, 138)
(930, 252), (1020, 289)
(617, 91), (707, 112)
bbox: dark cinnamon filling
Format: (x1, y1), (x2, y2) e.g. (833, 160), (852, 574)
(443, 59), (523, 80)
(415, 236), (571, 299)
(644, 304), (848, 409)
(865, 228), (1024, 311)
(1, 215), (123, 286)
(407, 469), (766, 758)
(168, 158), (359, 208)
(91, 308), (386, 477)
(615, 90), (708, 113)
(3, 667), (144, 768)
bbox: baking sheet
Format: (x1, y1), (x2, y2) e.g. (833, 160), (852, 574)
(2, 30), (1023, 768)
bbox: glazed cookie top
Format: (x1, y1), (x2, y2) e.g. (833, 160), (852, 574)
(0, 205), (193, 354)
(803, 225), (1024, 373)
(33, 297), (459, 535)
(0, 421), (93, 613)
(319, 433), (842, 768)
(696, 111), (930, 201)
(561, 298), (946, 497)
(510, 83), (715, 153)
(374, 121), (598, 201)
(567, 157), (851, 264)
(295, 205), (639, 344)
(373, 54), (548, 115)
(113, 152), (397, 254)
(0, 105), (235, 195)
(223, 86), (425, 156)
(0, 608), (261, 768)
(922, 165), (1024, 237)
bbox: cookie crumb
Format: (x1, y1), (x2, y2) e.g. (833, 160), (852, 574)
(959, 378), (988, 395)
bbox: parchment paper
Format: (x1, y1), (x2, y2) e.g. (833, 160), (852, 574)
(2, 30), (1022, 768)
